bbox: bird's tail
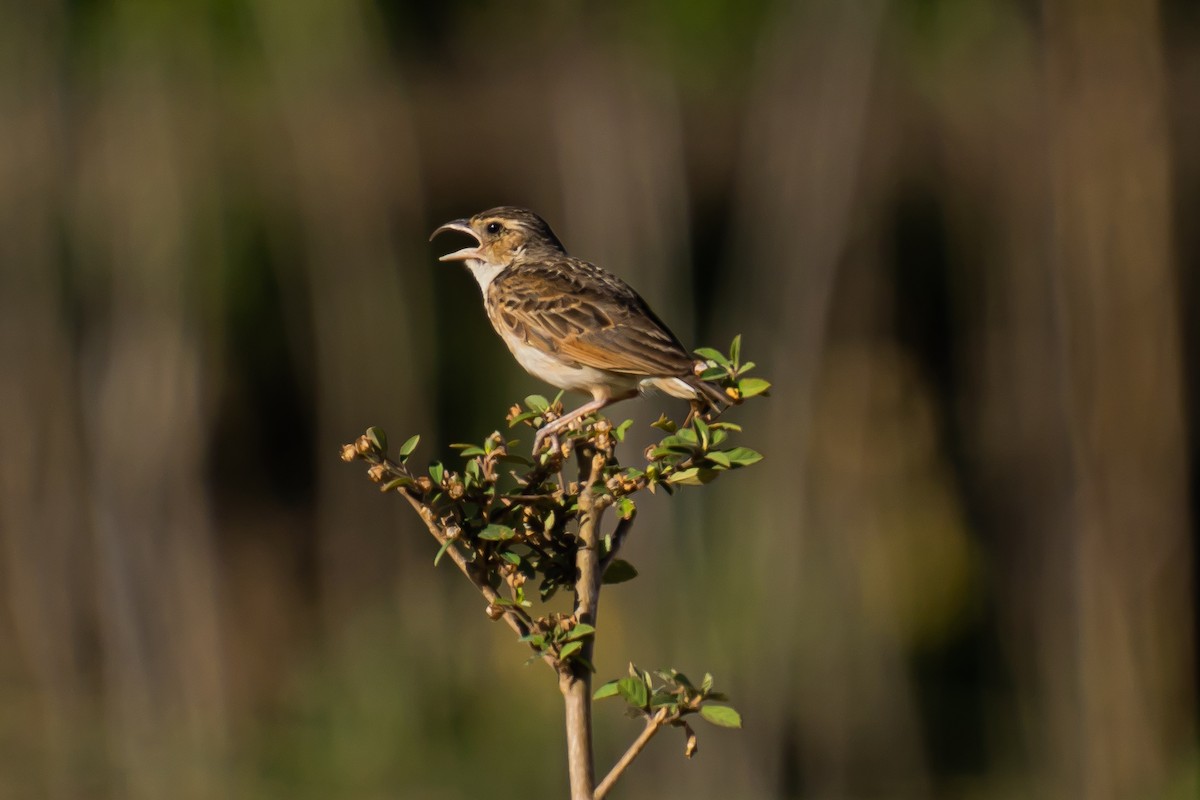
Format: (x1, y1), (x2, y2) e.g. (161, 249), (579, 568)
(680, 374), (736, 415)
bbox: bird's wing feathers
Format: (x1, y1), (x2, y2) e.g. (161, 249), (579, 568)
(487, 258), (695, 377)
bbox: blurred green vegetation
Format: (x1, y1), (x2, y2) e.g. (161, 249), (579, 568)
(0, 1), (1197, 798)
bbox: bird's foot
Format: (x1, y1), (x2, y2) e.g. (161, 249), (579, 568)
(532, 426), (562, 460)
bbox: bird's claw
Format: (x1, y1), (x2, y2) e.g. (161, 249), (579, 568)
(532, 427), (561, 459)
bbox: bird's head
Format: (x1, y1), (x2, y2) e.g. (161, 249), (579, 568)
(430, 207), (565, 271)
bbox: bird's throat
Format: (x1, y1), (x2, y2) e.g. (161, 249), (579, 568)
(465, 259), (508, 293)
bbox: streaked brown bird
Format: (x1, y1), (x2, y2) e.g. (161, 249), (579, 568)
(431, 206), (727, 453)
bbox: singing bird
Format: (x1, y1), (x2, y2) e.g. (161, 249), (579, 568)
(431, 206), (728, 453)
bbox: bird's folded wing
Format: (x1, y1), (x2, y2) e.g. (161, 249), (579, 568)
(488, 260), (695, 377)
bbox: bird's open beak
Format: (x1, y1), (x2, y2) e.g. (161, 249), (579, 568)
(430, 219), (483, 262)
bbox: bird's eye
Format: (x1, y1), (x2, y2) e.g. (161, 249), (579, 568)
(486, 221), (503, 235)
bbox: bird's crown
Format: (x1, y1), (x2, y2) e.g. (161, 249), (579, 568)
(470, 207), (565, 257)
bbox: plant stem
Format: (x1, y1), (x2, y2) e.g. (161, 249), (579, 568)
(561, 671), (595, 800)
(595, 708), (671, 800)
(561, 451), (609, 800)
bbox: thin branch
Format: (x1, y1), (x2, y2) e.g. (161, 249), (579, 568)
(395, 489), (556, 670)
(594, 708), (673, 800)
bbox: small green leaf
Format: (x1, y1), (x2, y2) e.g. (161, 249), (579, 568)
(650, 414), (677, 433)
(429, 462), (444, 485)
(673, 672), (695, 691)
(667, 467), (699, 484)
(381, 476), (414, 492)
(617, 677), (649, 709)
(694, 347), (730, 367)
(433, 538), (455, 566)
(594, 680), (621, 700)
(458, 446), (486, 457)
(602, 559), (639, 584)
(699, 705), (743, 728)
(667, 468), (718, 486)
(705, 451), (731, 469)
(498, 551), (522, 565)
(614, 419), (635, 442)
(729, 334), (742, 366)
(701, 673), (714, 695)
(397, 434), (420, 460)
(616, 497), (636, 520)
(477, 524), (516, 541)
(699, 366), (727, 382)
(508, 410), (540, 427)
(559, 640), (583, 660)
(693, 417), (710, 450)
(722, 447), (764, 467)
(365, 426), (387, 453)
(465, 460), (482, 482)
(650, 691), (678, 708)
(737, 377), (771, 398)
(565, 623), (596, 641)
(525, 394), (549, 413)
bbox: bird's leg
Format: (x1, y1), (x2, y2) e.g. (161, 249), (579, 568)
(531, 391), (636, 455)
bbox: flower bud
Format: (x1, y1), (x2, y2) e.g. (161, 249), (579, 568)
(340, 444), (358, 462)
(366, 464), (386, 483)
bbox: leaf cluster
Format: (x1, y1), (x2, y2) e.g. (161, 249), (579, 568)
(594, 665), (742, 758)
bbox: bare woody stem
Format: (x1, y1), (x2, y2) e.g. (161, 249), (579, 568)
(561, 450), (610, 800)
(595, 708), (673, 800)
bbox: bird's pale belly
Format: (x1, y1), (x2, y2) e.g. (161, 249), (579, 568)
(502, 337), (637, 398)
(500, 333), (697, 402)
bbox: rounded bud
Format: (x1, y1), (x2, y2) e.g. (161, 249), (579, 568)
(485, 602), (505, 621)
(355, 435), (373, 455)
(366, 464), (387, 483)
(340, 444), (358, 462)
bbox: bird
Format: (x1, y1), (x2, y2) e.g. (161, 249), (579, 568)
(431, 206), (729, 454)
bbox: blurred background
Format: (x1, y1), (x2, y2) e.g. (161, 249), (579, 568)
(1, 0), (1197, 798)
